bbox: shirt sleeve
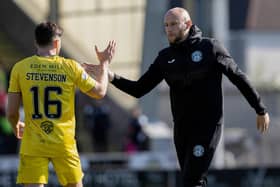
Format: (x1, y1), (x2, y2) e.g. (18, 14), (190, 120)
(111, 56), (163, 98)
(8, 64), (21, 93)
(213, 39), (267, 115)
(72, 61), (96, 93)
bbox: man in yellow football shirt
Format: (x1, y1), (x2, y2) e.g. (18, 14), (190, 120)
(6, 21), (115, 187)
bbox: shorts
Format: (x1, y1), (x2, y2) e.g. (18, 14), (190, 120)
(17, 154), (84, 186)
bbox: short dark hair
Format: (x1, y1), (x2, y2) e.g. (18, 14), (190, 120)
(35, 21), (63, 47)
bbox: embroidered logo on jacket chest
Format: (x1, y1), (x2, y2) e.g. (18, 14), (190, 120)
(191, 50), (203, 63)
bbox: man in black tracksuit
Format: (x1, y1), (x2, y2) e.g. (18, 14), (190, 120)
(85, 7), (270, 187)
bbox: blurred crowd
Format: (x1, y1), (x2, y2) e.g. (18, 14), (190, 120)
(0, 64), (18, 154)
(83, 101), (148, 153)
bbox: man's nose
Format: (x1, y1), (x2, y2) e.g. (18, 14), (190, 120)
(166, 26), (172, 33)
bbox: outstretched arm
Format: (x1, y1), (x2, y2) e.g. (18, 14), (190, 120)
(84, 54), (164, 98)
(109, 57), (164, 98)
(84, 40), (116, 99)
(214, 39), (269, 133)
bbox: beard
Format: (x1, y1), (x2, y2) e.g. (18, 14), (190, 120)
(168, 30), (186, 45)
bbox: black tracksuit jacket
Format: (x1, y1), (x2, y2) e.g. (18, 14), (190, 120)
(111, 25), (266, 133)
(111, 25), (267, 186)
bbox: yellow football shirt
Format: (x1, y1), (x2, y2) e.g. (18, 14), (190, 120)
(8, 55), (95, 157)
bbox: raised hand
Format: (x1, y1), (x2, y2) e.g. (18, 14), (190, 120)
(95, 40), (116, 64)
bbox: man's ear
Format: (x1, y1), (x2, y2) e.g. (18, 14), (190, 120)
(186, 20), (192, 29)
(53, 39), (60, 54)
(53, 39), (59, 49)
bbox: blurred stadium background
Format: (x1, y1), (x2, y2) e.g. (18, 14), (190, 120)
(1, 0), (280, 186)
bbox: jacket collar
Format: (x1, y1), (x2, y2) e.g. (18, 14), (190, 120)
(170, 25), (202, 49)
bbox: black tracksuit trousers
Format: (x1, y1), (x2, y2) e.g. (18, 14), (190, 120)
(174, 124), (222, 187)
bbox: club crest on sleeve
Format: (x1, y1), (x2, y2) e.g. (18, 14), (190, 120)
(191, 50), (203, 63)
(82, 72), (88, 80)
